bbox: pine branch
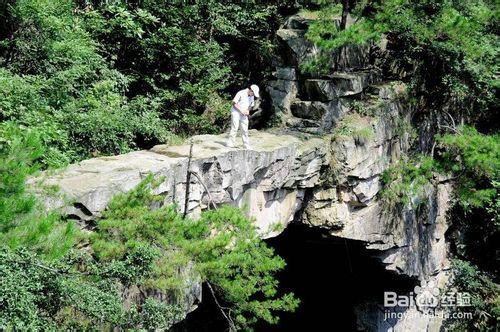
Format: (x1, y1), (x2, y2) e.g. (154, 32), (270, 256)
(206, 281), (236, 332)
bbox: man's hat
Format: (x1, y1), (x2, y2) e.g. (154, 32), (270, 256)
(250, 84), (260, 98)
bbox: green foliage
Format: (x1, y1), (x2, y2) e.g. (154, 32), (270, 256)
(299, 53), (332, 76)
(306, 15), (378, 51)
(0, 122), (77, 259)
(435, 126), (499, 281)
(136, 298), (184, 330)
(1, 166), (296, 329)
(0, 0), (171, 167)
(0, 247), (116, 330)
(82, 0), (292, 136)
(0, 0), (296, 166)
(334, 112), (374, 143)
(437, 126), (499, 214)
(304, 0), (498, 122)
(91, 175), (299, 329)
(449, 259), (499, 331)
(380, 155), (435, 208)
(0, 246), (184, 330)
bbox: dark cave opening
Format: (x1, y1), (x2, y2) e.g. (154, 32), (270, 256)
(173, 223), (417, 332)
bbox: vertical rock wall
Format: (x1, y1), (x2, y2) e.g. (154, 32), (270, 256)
(266, 11), (452, 332)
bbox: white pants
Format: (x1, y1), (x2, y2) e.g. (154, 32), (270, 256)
(227, 110), (250, 148)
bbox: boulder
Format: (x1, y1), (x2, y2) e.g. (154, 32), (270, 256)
(275, 67), (297, 80)
(276, 28), (371, 71)
(266, 78), (298, 122)
(276, 28), (315, 65)
(291, 101), (328, 120)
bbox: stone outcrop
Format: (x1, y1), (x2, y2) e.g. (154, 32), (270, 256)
(296, 85), (451, 279)
(33, 130), (328, 238)
(266, 67), (298, 125)
(303, 71), (380, 100)
(31, 130), (329, 324)
(268, 11), (378, 134)
(264, 10), (450, 283)
(277, 13), (371, 71)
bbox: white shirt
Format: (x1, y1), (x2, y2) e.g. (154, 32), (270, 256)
(231, 89), (254, 113)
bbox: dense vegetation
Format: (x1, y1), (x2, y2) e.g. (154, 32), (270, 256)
(0, 122), (77, 259)
(0, 0), (301, 329)
(0, 128), (298, 329)
(0, 0), (295, 167)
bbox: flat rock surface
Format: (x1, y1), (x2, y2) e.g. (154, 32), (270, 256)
(31, 130), (329, 237)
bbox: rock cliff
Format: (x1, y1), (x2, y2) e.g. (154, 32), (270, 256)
(31, 11), (453, 332)
(266, 11), (452, 331)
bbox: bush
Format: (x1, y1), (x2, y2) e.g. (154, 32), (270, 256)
(0, 0), (171, 167)
(304, 0), (498, 122)
(380, 155), (435, 209)
(0, 247), (183, 330)
(448, 259), (499, 331)
(437, 126), (499, 214)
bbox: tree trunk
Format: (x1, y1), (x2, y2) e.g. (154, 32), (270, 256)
(340, 0), (350, 31)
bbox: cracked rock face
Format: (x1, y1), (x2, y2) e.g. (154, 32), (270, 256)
(267, 11), (453, 332)
(269, 10), (450, 281)
(277, 15), (371, 71)
(303, 71), (380, 100)
(32, 130), (329, 238)
(30, 10), (453, 331)
(299, 97), (450, 280)
(30, 130), (329, 323)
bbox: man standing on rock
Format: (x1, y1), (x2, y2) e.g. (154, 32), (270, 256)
(227, 84), (260, 149)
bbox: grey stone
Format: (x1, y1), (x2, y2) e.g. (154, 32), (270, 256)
(290, 99), (347, 133)
(291, 101), (326, 120)
(304, 71), (379, 101)
(276, 28), (317, 67)
(353, 177), (380, 204)
(356, 272), (451, 332)
(266, 79), (298, 121)
(31, 130), (329, 238)
(297, 95), (451, 281)
(284, 13), (331, 30)
(276, 28), (371, 72)
(276, 67), (296, 80)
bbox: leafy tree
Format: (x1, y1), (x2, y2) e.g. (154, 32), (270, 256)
(435, 126), (499, 280)
(91, 175), (299, 330)
(0, 0), (298, 166)
(0, 0), (171, 167)
(83, 0), (296, 135)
